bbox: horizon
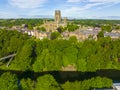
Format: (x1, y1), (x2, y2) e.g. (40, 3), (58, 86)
(0, 0), (120, 20)
(1, 17), (120, 20)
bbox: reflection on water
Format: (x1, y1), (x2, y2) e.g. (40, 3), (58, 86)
(0, 69), (120, 83)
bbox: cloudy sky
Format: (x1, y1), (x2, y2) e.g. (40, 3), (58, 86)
(0, 0), (120, 19)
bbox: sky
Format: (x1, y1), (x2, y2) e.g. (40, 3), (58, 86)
(0, 0), (120, 19)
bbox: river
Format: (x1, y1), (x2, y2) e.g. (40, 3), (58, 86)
(0, 69), (120, 83)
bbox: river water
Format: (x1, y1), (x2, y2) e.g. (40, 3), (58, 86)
(0, 69), (120, 83)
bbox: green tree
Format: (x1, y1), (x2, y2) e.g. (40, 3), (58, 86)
(97, 31), (104, 39)
(77, 59), (87, 72)
(11, 39), (36, 70)
(62, 46), (78, 66)
(0, 72), (18, 90)
(62, 81), (81, 90)
(35, 74), (61, 90)
(101, 25), (112, 32)
(39, 27), (46, 31)
(67, 23), (79, 32)
(20, 78), (34, 90)
(115, 25), (120, 30)
(50, 32), (61, 40)
(69, 36), (77, 44)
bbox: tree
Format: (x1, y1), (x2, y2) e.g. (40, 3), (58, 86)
(101, 25), (112, 32)
(0, 30), (29, 57)
(97, 31), (104, 39)
(35, 74), (61, 90)
(57, 26), (67, 33)
(62, 46), (78, 66)
(62, 77), (112, 90)
(50, 32), (60, 40)
(11, 39), (36, 71)
(115, 25), (120, 30)
(66, 23), (79, 32)
(62, 81), (81, 90)
(0, 72), (18, 90)
(39, 27), (46, 31)
(69, 36), (77, 44)
(57, 27), (62, 33)
(20, 78), (34, 90)
(77, 59), (87, 72)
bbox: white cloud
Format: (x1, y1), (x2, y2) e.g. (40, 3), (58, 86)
(67, 0), (82, 3)
(67, 0), (120, 3)
(66, 0), (120, 16)
(62, 3), (103, 16)
(82, 3), (103, 10)
(88, 0), (120, 3)
(8, 0), (47, 9)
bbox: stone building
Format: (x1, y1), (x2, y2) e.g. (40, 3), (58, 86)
(61, 30), (87, 41)
(41, 10), (67, 32)
(33, 30), (50, 39)
(24, 30), (50, 40)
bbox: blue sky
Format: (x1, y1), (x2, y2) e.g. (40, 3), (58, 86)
(0, 0), (120, 19)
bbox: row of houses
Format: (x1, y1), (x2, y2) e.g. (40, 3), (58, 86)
(23, 30), (50, 40)
(22, 29), (99, 41)
(61, 30), (98, 41)
(19, 28), (120, 41)
(1, 24), (119, 40)
(104, 32), (120, 39)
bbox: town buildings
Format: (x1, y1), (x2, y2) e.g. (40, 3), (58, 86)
(3, 10), (120, 40)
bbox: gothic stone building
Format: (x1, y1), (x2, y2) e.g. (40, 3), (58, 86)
(41, 10), (67, 32)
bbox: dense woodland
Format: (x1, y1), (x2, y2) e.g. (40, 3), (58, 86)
(0, 29), (120, 72)
(0, 29), (120, 89)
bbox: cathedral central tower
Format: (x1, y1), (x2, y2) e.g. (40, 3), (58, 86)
(54, 10), (61, 24)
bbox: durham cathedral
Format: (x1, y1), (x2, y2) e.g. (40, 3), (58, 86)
(41, 10), (67, 32)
